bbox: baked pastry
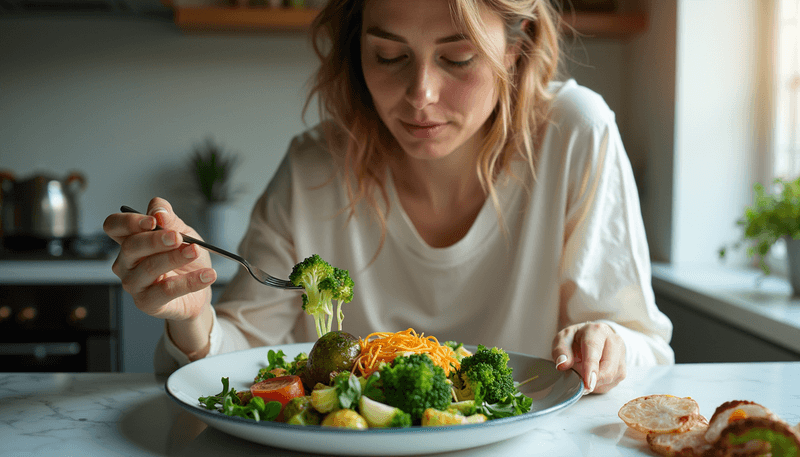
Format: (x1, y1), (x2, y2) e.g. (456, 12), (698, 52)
(646, 417), (711, 457)
(704, 400), (781, 444)
(708, 416), (800, 456)
(619, 395), (704, 434)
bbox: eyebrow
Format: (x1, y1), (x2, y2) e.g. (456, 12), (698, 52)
(364, 26), (468, 44)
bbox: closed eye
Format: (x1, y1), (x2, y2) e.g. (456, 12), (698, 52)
(444, 57), (474, 68)
(376, 54), (407, 65)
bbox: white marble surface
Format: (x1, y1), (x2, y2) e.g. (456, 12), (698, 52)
(651, 262), (800, 354)
(2, 362), (800, 457)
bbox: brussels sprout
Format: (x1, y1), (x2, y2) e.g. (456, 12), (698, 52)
(320, 409), (368, 429)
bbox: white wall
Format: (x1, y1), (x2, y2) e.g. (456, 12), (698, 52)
(671, 0), (762, 266)
(1, 15), (319, 244)
(626, 0), (678, 263)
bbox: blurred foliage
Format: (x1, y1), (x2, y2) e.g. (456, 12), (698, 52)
(720, 176), (800, 274)
(187, 136), (243, 204)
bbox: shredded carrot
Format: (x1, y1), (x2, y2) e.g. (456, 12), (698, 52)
(353, 328), (461, 378)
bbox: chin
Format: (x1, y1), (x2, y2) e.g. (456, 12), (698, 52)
(391, 131), (457, 161)
(398, 140), (456, 161)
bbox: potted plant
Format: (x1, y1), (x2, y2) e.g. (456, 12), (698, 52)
(721, 176), (800, 294)
(187, 136), (244, 249)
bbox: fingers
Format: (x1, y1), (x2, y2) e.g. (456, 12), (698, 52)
(147, 197), (194, 235)
(114, 241), (192, 290)
(134, 267), (217, 320)
(552, 321), (626, 395)
(103, 210), (156, 244)
(594, 336), (626, 394)
(552, 324), (579, 371)
(114, 228), (184, 270)
(577, 322), (607, 393)
(105, 197), (215, 320)
(113, 240), (216, 319)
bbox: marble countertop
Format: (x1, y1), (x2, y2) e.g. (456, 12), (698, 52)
(651, 262), (800, 354)
(3, 362), (800, 457)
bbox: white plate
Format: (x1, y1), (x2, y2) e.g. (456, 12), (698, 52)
(165, 342), (584, 456)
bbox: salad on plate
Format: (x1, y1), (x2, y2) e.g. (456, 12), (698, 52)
(197, 254), (536, 429)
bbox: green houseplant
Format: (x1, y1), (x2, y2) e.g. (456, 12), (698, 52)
(721, 176), (800, 294)
(187, 136), (243, 205)
(186, 137), (244, 250)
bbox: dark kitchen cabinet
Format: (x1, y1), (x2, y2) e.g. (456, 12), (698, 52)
(121, 282), (229, 373)
(654, 291), (800, 363)
(0, 284), (122, 372)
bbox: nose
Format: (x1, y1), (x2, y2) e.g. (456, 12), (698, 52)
(405, 62), (439, 110)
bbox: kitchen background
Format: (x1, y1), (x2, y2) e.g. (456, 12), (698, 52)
(1, 0), (778, 372)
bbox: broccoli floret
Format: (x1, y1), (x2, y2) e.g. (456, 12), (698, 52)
(289, 254), (354, 338)
(358, 395), (412, 428)
(378, 353), (451, 423)
(319, 267), (354, 332)
(452, 345), (515, 404)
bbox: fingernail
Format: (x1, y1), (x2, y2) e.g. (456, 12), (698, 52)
(162, 231), (177, 246)
(555, 355), (568, 369)
(588, 371), (597, 393)
(151, 207), (168, 225)
(200, 269), (215, 283)
(183, 245), (197, 259)
(139, 217), (155, 230)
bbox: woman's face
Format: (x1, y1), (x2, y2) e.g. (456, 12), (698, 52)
(360, 0), (507, 162)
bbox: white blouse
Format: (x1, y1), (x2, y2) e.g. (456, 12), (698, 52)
(155, 79), (674, 374)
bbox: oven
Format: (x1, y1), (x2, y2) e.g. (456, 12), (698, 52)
(0, 283), (121, 372)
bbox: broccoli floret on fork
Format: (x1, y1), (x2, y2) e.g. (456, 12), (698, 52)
(289, 254), (354, 338)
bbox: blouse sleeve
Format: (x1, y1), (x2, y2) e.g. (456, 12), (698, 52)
(556, 89), (674, 367)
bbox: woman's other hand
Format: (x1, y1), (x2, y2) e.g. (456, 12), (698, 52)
(103, 197), (216, 358)
(551, 321), (626, 394)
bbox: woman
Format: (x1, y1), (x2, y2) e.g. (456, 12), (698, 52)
(103, 0), (673, 394)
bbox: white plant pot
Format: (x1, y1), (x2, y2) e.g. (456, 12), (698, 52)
(785, 236), (800, 296)
(199, 203), (237, 253)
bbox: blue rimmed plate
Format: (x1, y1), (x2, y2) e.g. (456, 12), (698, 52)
(165, 343), (583, 456)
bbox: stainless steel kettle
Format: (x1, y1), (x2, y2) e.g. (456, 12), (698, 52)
(0, 171), (87, 240)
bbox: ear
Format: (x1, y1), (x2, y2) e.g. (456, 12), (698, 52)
(504, 19), (529, 70)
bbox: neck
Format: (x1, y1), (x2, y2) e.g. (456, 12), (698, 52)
(392, 148), (485, 211)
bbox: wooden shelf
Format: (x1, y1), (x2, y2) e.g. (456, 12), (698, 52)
(172, 7), (647, 39)
(174, 7), (318, 32)
(560, 11), (648, 39)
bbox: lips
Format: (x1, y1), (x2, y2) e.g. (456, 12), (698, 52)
(400, 120), (448, 139)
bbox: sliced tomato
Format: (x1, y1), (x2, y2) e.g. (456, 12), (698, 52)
(250, 375), (306, 420)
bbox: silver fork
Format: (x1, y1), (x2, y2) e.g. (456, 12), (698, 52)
(121, 206), (302, 290)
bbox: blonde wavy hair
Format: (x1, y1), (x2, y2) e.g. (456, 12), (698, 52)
(304, 0), (561, 255)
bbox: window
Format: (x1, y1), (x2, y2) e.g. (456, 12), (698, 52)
(775, 0), (800, 180)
